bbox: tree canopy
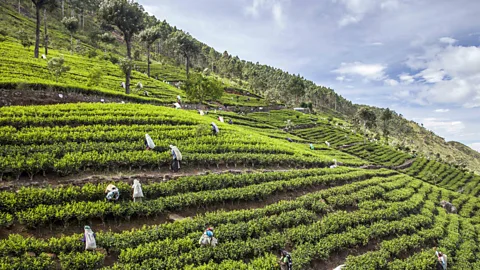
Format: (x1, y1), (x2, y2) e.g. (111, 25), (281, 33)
(182, 73), (224, 103)
(100, 0), (145, 94)
(166, 31), (200, 78)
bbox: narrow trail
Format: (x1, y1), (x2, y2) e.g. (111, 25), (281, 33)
(0, 181), (339, 240)
(311, 239), (380, 270)
(336, 142), (362, 149)
(0, 165), (297, 191)
(358, 158), (416, 170)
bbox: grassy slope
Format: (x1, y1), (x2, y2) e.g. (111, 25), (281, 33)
(0, 103), (367, 179)
(0, 3), (268, 107)
(394, 123), (480, 174)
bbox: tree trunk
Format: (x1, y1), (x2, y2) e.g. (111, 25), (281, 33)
(147, 45), (150, 77)
(70, 33), (73, 54)
(44, 8), (48, 55)
(81, 9), (84, 29)
(18, 0), (20, 13)
(61, 0), (64, 18)
(125, 40), (132, 94)
(34, 4), (40, 58)
(185, 55), (190, 79)
(363, 121), (367, 144)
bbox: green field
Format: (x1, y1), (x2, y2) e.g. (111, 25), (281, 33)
(1, 1), (480, 269)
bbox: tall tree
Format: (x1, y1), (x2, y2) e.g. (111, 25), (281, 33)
(138, 25), (162, 77)
(166, 31), (199, 79)
(100, 0), (145, 94)
(381, 108), (394, 144)
(31, 0), (54, 58)
(182, 73), (223, 104)
(287, 75), (305, 105)
(61, 16), (79, 53)
(356, 107), (377, 144)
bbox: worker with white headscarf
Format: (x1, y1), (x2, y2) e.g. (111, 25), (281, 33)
(170, 145), (182, 172)
(131, 179), (144, 202)
(81, 225), (97, 250)
(211, 122), (219, 136)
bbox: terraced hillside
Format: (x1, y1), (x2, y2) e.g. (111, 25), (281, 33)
(2, 168), (480, 269)
(0, 103), (367, 181)
(0, 41), (267, 107)
(2, 1), (480, 269)
(404, 158), (480, 195)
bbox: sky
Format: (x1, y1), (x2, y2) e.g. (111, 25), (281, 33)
(138, 0), (480, 152)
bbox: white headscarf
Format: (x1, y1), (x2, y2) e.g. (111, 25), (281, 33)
(211, 122), (219, 133)
(132, 179), (144, 198)
(170, 145), (182, 161)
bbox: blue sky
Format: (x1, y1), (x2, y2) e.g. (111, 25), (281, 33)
(138, 0), (480, 152)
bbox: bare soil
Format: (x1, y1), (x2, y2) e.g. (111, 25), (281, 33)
(0, 182), (336, 240)
(310, 239), (379, 270)
(0, 88), (125, 107)
(0, 165), (294, 191)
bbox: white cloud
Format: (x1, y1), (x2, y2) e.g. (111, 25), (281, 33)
(380, 0), (400, 10)
(415, 68), (445, 83)
(435, 109), (450, 113)
(333, 62), (387, 81)
(271, 3), (284, 28)
(370, 42), (383, 46)
(245, 0), (288, 28)
(336, 76), (346, 81)
(335, 0), (401, 26)
(398, 73), (414, 85)
(394, 90), (411, 99)
(439, 37), (457, 45)
(470, 142), (480, 152)
(384, 79), (399, 86)
(339, 15), (359, 27)
(422, 118), (465, 135)
(407, 45), (480, 107)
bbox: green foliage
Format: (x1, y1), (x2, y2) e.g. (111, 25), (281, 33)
(61, 16), (79, 35)
(356, 107), (377, 129)
(17, 29), (32, 49)
(138, 25), (163, 47)
(87, 49), (98, 58)
(287, 75), (305, 104)
(166, 31), (200, 77)
(47, 56), (70, 82)
(87, 68), (103, 87)
(62, 16), (79, 52)
(59, 251), (105, 270)
(100, 0), (146, 94)
(182, 73), (223, 103)
(99, 32), (116, 44)
(108, 53), (119, 64)
(119, 57), (132, 75)
(381, 108), (394, 142)
(99, 0), (145, 54)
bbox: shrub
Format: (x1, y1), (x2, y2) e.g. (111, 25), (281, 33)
(87, 68), (103, 87)
(47, 56), (71, 82)
(87, 49), (98, 58)
(17, 29), (32, 49)
(109, 54), (119, 64)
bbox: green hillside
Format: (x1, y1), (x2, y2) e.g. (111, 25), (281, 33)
(1, 0), (480, 269)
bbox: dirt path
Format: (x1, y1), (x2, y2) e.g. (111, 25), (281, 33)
(336, 142), (362, 149)
(0, 182), (335, 240)
(0, 165), (296, 191)
(311, 239), (380, 270)
(357, 158), (416, 170)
